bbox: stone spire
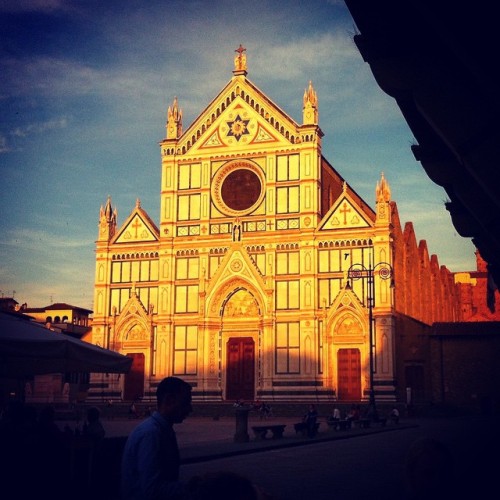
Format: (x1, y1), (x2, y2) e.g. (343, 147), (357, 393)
(302, 80), (318, 125)
(376, 172), (391, 203)
(98, 195), (117, 241)
(375, 172), (391, 225)
(233, 44), (248, 76)
(166, 96), (183, 140)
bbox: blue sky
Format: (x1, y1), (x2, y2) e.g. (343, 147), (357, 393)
(0, 0), (476, 310)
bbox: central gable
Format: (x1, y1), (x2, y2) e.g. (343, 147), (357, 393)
(178, 78), (302, 155)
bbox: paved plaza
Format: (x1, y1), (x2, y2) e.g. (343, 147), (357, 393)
(60, 412), (498, 500)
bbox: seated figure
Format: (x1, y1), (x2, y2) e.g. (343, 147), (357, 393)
(327, 407), (341, 423)
(390, 407), (400, 424)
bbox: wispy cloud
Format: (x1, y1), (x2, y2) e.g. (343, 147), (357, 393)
(1, 57), (101, 98)
(0, 0), (76, 14)
(254, 33), (357, 81)
(2, 228), (92, 251)
(0, 134), (10, 153)
(11, 117), (68, 138)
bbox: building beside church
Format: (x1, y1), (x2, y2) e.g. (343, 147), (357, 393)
(455, 251), (500, 321)
(90, 47), (461, 404)
(20, 302), (93, 336)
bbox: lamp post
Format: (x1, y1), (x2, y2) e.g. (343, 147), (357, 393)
(346, 257), (393, 417)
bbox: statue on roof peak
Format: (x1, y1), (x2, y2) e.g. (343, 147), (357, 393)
(233, 44), (247, 75)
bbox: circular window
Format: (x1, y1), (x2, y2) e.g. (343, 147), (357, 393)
(221, 169), (261, 211)
(212, 161), (265, 216)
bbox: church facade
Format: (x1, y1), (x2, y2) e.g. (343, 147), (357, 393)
(90, 47), (459, 403)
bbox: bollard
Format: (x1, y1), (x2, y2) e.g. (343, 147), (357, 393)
(234, 406), (251, 443)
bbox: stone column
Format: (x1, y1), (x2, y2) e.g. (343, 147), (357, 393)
(233, 406), (251, 442)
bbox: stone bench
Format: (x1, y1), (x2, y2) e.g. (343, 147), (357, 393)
(251, 424), (286, 440)
(352, 418), (371, 429)
(327, 419), (351, 431)
(352, 417), (387, 428)
(293, 421), (320, 437)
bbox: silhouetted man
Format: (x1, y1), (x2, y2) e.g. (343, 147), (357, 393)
(121, 376), (192, 500)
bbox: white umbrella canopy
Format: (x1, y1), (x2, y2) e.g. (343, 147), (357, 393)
(0, 312), (132, 377)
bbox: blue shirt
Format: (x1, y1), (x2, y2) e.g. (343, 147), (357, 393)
(121, 411), (186, 500)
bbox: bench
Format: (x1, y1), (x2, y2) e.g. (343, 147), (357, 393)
(294, 421), (320, 437)
(337, 418), (352, 431)
(328, 419), (351, 431)
(251, 424), (286, 440)
(352, 418), (371, 429)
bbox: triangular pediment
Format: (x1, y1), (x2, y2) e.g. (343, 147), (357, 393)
(113, 205), (159, 244)
(319, 192), (372, 231)
(326, 288), (368, 342)
(205, 244), (268, 300)
(179, 77), (301, 155)
(329, 288), (365, 317)
(115, 291), (151, 343)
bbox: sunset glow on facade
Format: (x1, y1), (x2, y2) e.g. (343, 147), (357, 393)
(90, 48), (458, 403)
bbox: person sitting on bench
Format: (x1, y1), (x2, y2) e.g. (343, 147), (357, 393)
(303, 404), (319, 438)
(327, 407), (341, 426)
(390, 406), (400, 424)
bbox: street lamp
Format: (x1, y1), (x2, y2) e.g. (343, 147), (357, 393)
(346, 257), (394, 417)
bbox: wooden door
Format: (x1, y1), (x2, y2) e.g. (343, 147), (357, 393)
(124, 353), (144, 401)
(226, 337), (255, 401)
(337, 348), (361, 401)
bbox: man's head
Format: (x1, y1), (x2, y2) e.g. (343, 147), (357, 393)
(156, 376), (193, 423)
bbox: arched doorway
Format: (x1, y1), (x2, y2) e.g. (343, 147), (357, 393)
(221, 287), (260, 401)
